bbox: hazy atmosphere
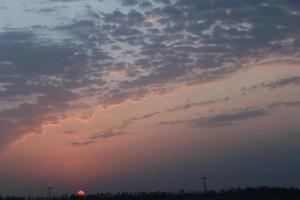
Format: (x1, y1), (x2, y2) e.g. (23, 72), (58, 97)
(0, 0), (300, 196)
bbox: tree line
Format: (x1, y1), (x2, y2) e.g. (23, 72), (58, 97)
(2, 187), (300, 200)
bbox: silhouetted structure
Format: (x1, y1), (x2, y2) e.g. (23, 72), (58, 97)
(47, 187), (52, 200)
(201, 176), (207, 193)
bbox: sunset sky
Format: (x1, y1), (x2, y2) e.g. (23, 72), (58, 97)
(0, 0), (300, 196)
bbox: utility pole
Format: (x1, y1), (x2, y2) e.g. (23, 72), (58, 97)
(48, 186), (53, 200)
(201, 177), (207, 193)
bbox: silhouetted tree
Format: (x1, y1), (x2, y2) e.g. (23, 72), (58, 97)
(2, 187), (300, 200)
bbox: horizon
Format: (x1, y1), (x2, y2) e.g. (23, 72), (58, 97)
(0, 0), (300, 196)
(2, 186), (300, 198)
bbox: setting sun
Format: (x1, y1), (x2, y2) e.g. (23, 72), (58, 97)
(77, 190), (86, 197)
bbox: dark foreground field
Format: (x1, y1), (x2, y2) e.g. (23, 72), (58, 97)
(2, 187), (300, 200)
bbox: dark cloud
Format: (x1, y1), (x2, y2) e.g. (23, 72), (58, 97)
(0, 28), (100, 149)
(159, 108), (267, 128)
(120, 65), (186, 89)
(166, 97), (230, 113)
(160, 100), (300, 128)
(102, 10), (127, 23)
(99, 88), (149, 106)
(0, 89), (79, 150)
(119, 0), (139, 6)
(127, 9), (146, 26)
(89, 129), (124, 140)
(139, 1), (153, 9)
(283, 101), (300, 107)
(267, 100), (300, 109)
(0, 31), (34, 42)
(55, 0), (300, 100)
(70, 129), (124, 146)
(262, 76), (300, 89)
(242, 76), (300, 94)
(120, 111), (162, 129)
(70, 140), (95, 146)
(153, 0), (172, 5)
(0, 31), (92, 101)
(37, 6), (68, 13)
(63, 130), (78, 134)
(113, 26), (143, 36)
(193, 109), (267, 127)
(111, 45), (122, 50)
(51, 0), (84, 1)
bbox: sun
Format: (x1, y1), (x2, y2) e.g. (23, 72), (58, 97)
(77, 190), (86, 197)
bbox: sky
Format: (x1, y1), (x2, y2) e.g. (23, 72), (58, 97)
(0, 0), (300, 196)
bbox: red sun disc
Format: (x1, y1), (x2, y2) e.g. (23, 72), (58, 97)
(77, 190), (86, 197)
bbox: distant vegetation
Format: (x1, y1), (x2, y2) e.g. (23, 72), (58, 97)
(2, 187), (300, 200)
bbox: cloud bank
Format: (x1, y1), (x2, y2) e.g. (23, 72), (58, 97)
(0, 0), (300, 149)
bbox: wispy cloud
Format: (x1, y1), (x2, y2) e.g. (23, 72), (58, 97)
(192, 109), (267, 128)
(70, 140), (96, 146)
(159, 108), (267, 128)
(159, 100), (300, 128)
(242, 76), (300, 94)
(70, 98), (230, 146)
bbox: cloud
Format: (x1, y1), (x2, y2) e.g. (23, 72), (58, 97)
(160, 100), (300, 128)
(120, 111), (162, 128)
(70, 129), (124, 146)
(70, 140), (96, 146)
(89, 129), (124, 140)
(193, 109), (267, 127)
(63, 130), (78, 134)
(166, 97), (230, 113)
(262, 76), (300, 89)
(153, 0), (172, 5)
(139, 1), (153, 9)
(0, 89), (79, 150)
(50, 0), (84, 1)
(119, 97), (229, 129)
(159, 108), (267, 128)
(242, 76), (300, 94)
(119, 0), (139, 6)
(268, 100), (300, 109)
(0, 28), (95, 150)
(1, 0), (300, 149)
(36, 5), (69, 13)
(69, 97), (230, 145)
(0, 31), (35, 42)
